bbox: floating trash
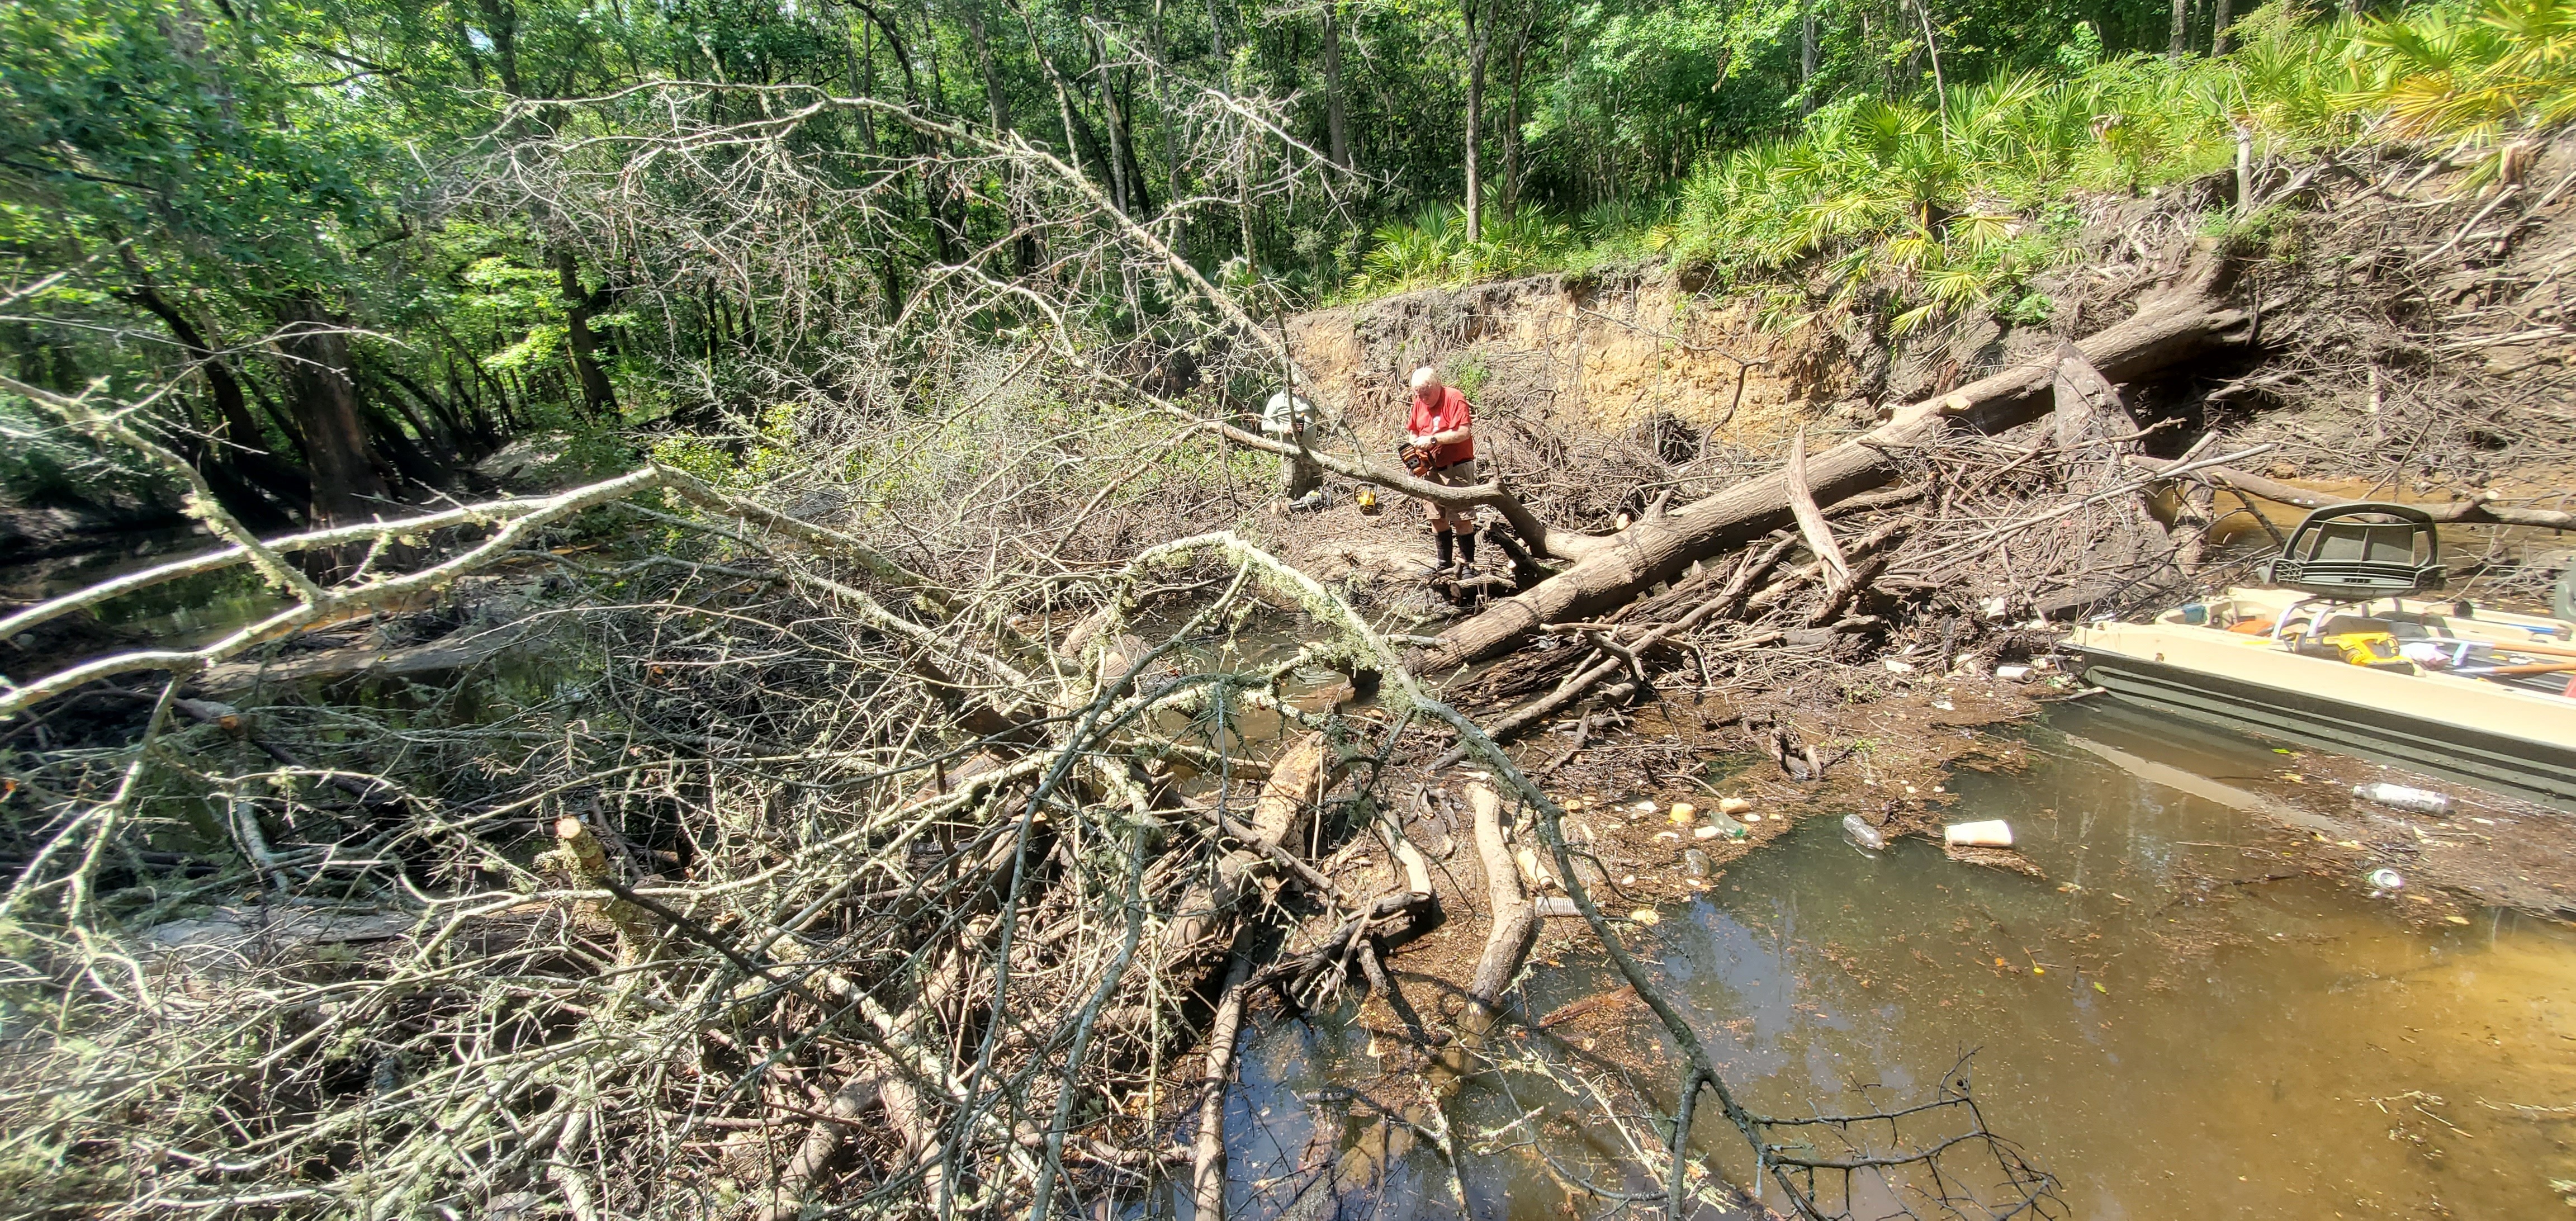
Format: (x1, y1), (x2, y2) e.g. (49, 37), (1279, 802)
(1841, 813), (1887, 852)
(1943, 820), (2014, 848)
(2354, 783), (2452, 817)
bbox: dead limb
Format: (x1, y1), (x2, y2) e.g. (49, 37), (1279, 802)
(1191, 956), (1253, 1221)
(1424, 520), (1894, 771)
(1784, 428), (1851, 590)
(1139, 395), (1608, 561)
(761, 1069), (886, 1221)
(1462, 783), (1538, 1039)
(1157, 731), (1343, 971)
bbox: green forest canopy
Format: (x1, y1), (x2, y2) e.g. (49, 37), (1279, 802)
(2, 0), (2570, 536)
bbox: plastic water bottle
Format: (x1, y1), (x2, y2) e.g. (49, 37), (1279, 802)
(2354, 783), (2452, 817)
(1841, 812), (1887, 852)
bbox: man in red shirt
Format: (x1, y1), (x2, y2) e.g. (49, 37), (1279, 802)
(1406, 365), (1479, 574)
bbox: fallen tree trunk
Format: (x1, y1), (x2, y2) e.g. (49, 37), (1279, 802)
(196, 621), (537, 692)
(1419, 295), (2255, 670)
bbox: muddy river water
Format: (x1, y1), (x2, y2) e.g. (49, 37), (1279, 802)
(1221, 702), (2576, 1219)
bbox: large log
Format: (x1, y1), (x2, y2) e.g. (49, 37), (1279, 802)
(1418, 296), (2255, 670)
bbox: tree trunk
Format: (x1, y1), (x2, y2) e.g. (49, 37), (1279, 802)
(273, 297), (394, 528)
(965, 2), (1011, 132)
(164, 410), (298, 534)
(244, 373), (308, 457)
(368, 375), (451, 462)
(117, 274), (316, 513)
(384, 367), (484, 460)
(1090, 22), (1133, 215)
(362, 397), (445, 489)
(2212, 0), (2234, 55)
(1464, 0), (1489, 242)
(1018, 6), (1117, 197)
(966, 1), (1039, 272)
(1150, 0), (1190, 262)
(2168, 0), (2190, 59)
(1500, 6), (1531, 217)
(1323, 2), (1351, 169)
(553, 249), (619, 420)
(475, 0), (523, 96)
(443, 358), (501, 449)
(1914, 0), (1947, 116)
(121, 282), (260, 452)
(1800, 0), (1818, 115)
(1115, 70), (1153, 215)
(1419, 294), (2253, 671)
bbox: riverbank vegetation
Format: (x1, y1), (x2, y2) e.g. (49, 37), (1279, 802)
(1351, 0), (2576, 320)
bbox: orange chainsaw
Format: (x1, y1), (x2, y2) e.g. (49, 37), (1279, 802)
(1397, 441), (1436, 478)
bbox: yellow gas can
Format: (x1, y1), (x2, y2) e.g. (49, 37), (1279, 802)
(2319, 631), (2414, 673)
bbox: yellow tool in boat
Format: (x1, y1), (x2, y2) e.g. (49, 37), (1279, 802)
(2317, 630), (2416, 672)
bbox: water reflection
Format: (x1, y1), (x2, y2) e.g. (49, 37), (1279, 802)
(1235, 702), (2576, 1219)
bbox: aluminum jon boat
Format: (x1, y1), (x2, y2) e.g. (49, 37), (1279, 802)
(2062, 503), (2576, 808)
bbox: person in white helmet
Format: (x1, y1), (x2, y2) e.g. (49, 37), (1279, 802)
(1261, 373), (1322, 501)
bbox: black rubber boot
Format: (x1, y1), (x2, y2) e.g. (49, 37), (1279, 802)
(1456, 531), (1477, 572)
(1434, 530), (1455, 571)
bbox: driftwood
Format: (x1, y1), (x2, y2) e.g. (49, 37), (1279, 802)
(1191, 956), (1252, 1221)
(2048, 340), (2176, 602)
(1419, 292), (2253, 670)
(1783, 428), (1851, 591)
(1422, 538), (1803, 769)
(1462, 783), (1538, 1037)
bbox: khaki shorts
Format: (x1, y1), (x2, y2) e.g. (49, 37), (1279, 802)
(1420, 458), (1478, 525)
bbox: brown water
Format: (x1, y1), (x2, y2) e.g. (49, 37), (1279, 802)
(0, 528), (290, 650)
(1220, 701), (2576, 1219)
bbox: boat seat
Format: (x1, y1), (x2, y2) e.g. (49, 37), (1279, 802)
(2313, 615), (2395, 638)
(2260, 503), (2446, 598)
(2376, 610), (2455, 641)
